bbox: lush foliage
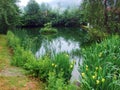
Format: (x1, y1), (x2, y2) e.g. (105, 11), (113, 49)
(40, 22), (58, 34)
(47, 72), (77, 90)
(82, 26), (108, 43)
(0, 0), (20, 33)
(81, 0), (120, 33)
(7, 31), (75, 89)
(20, 0), (83, 27)
(80, 35), (120, 90)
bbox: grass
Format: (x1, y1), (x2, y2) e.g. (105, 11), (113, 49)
(80, 35), (120, 90)
(0, 35), (11, 71)
(0, 34), (45, 90)
(7, 31), (76, 90)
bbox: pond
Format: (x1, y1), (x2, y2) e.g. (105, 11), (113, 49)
(13, 27), (87, 82)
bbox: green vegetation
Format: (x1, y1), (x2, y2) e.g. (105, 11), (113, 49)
(0, 0), (120, 89)
(0, 0), (20, 34)
(40, 23), (58, 34)
(7, 31), (76, 89)
(0, 35), (44, 90)
(81, 0), (120, 33)
(80, 35), (120, 90)
(20, 0), (83, 27)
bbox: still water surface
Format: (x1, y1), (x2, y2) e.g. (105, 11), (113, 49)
(14, 27), (87, 82)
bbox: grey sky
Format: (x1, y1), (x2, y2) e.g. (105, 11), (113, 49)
(18, 0), (82, 9)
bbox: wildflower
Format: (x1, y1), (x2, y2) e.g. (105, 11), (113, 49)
(55, 64), (57, 67)
(70, 65), (73, 68)
(81, 73), (85, 77)
(102, 78), (105, 83)
(96, 80), (100, 84)
(92, 76), (96, 79)
(99, 52), (102, 57)
(86, 67), (88, 71)
(86, 65), (88, 68)
(66, 54), (69, 57)
(52, 63), (54, 66)
(96, 67), (98, 70)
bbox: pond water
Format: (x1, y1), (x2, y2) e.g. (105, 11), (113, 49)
(14, 27), (87, 82)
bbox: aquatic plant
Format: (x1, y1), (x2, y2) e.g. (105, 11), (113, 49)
(7, 31), (75, 89)
(40, 22), (58, 34)
(80, 35), (120, 90)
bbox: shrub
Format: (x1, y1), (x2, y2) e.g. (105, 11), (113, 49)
(40, 22), (58, 34)
(47, 72), (77, 90)
(7, 31), (75, 89)
(52, 53), (74, 81)
(38, 55), (52, 81)
(7, 31), (20, 48)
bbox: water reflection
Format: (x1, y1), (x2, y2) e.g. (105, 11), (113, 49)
(35, 37), (80, 58)
(14, 27), (87, 82)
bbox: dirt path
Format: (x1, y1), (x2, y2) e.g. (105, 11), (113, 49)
(0, 35), (45, 90)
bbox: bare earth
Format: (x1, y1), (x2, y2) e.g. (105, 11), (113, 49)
(0, 35), (45, 90)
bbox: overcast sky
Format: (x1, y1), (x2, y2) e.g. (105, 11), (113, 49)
(18, 0), (82, 9)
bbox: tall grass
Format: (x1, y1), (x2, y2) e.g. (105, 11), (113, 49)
(80, 35), (120, 90)
(7, 31), (76, 89)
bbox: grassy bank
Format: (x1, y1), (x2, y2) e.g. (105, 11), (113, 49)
(80, 35), (120, 90)
(0, 34), (45, 90)
(7, 31), (77, 90)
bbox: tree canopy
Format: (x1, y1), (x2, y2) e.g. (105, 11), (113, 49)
(0, 0), (20, 34)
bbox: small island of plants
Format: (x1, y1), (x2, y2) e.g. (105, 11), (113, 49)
(40, 22), (58, 34)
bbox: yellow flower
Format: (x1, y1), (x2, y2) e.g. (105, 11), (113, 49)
(86, 65), (88, 68)
(92, 76), (96, 79)
(99, 52), (102, 57)
(96, 67), (98, 70)
(102, 78), (105, 83)
(55, 64), (57, 67)
(70, 65), (73, 68)
(81, 73), (85, 77)
(52, 63), (54, 66)
(66, 54), (69, 57)
(96, 80), (100, 84)
(86, 67), (88, 71)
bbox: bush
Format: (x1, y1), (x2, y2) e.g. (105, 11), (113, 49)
(7, 31), (20, 48)
(7, 31), (75, 89)
(52, 53), (74, 81)
(40, 22), (58, 34)
(47, 72), (77, 90)
(80, 35), (120, 90)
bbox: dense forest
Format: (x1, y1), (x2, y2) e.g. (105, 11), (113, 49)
(0, 0), (120, 90)
(0, 0), (120, 33)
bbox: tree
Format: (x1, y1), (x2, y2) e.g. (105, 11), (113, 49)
(0, 0), (20, 34)
(23, 0), (40, 26)
(81, 0), (120, 33)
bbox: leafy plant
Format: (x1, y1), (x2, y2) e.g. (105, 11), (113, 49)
(80, 35), (120, 90)
(40, 22), (58, 34)
(47, 71), (77, 90)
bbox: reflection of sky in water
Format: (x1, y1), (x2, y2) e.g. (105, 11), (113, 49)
(35, 36), (82, 82)
(35, 37), (80, 58)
